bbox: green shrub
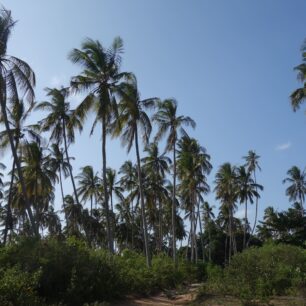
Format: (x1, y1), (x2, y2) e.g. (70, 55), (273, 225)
(207, 243), (306, 303)
(0, 266), (42, 306)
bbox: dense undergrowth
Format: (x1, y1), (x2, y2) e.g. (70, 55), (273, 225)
(0, 237), (203, 306)
(199, 243), (306, 305)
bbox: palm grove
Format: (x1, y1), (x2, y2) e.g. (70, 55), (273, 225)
(0, 8), (305, 269)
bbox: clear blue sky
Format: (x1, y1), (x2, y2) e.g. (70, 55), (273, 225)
(1, 0), (306, 224)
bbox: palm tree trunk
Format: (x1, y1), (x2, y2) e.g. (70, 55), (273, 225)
(102, 119), (113, 253)
(197, 203), (205, 262)
(172, 141), (177, 266)
(62, 120), (80, 206)
(0, 97), (38, 237)
(135, 125), (151, 267)
(208, 222), (212, 262)
(90, 195), (93, 216)
(59, 165), (65, 206)
(248, 171), (258, 246)
(4, 158), (16, 245)
(243, 198), (248, 249)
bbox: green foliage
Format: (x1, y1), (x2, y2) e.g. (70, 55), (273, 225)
(205, 243), (306, 304)
(0, 238), (200, 305)
(0, 266), (42, 306)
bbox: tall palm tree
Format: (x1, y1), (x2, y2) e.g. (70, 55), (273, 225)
(69, 37), (129, 253)
(142, 142), (171, 251)
(153, 99), (195, 265)
(236, 165), (262, 248)
(202, 201), (215, 262)
(283, 166), (306, 216)
(36, 87), (82, 206)
(106, 168), (124, 213)
(76, 165), (101, 215)
(214, 163), (238, 263)
(243, 150), (262, 240)
(177, 136), (211, 262)
(113, 75), (158, 267)
(0, 8), (38, 236)
(0, 98), (40, 243)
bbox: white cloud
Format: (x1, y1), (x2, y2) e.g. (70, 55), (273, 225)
(275, 142), (291, 151)
(49, 75), (67, 88)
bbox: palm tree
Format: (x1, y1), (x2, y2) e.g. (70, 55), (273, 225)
(153, 99), (196, 265)
(236, 165), (263, 248)
(69, 37), (129, 253)
(46, 143), (71, 207)
(290, 40), (306, 111)
(0, 98), (40, 244)
(177, 136), (211, 262)
(243, 150), (262, 241)
(36, 87), (82, 205)
(0, 8), (38, 236)
(106, 168), (124, 213)
(76, 165), (101, 215)
(202, 201), (215, 262)
(283, 166), (306, 216)
(113, 75), (158, 267)
(214, 163), (238, 263)
(20, 142), (57, 227)
(142, 142), (171, 251)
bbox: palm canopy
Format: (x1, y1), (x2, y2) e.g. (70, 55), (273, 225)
(69, 37), (130, 127)
(0, 99), (40, 151)
(283, 166), (306, 206)
(141, 142), (171, 179)
(36, 87), (82, 144)
(214, 163), (238, 209)
(243, 150), (261, 174)
(113, 74), (159, 152)
(0, 9), (35, 106)
(236, 166), (263, 205)
(153, 99), (196, 152)
(76, 165), (101, 206)
(290, 40), (306, 111)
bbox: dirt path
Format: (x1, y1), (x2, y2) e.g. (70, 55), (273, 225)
(114, 284), (200, 306)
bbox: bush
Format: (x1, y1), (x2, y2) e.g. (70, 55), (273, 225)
(206, 243), (306, 304)
(0, 238), (200, 305)
(0, 266), (42, 306)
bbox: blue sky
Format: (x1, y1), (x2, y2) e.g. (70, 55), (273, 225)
(1, 0), (306, 225)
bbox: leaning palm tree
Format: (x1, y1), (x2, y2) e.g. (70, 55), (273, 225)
(69, 37), (129, 253)
(236, 165), (262, 248)
(153, 99), (196, 265)
(36, 87), (82, 205)
(283, 166), (306, 216)
(76, 165), (101, 215)
(113, 74), (159, 267)
(0, 98), (40, 244)
(0, 8), (37, 236)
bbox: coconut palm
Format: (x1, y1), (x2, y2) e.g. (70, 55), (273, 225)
(36, 87), (82, 206)
(0, 8), (37, 236)
(283, 166), (306, 216)
(76, 165), (101, 216)
(202, 201), (215, 261)
(46, 143), (71, 207)
(113, 74), (158, 267)
(153, 99), (196, 265)
(106, 168), (124, 213)
(236, 165), (263, 248)
(142, 142), (171, 251)
(214, 163), (238, 263)
(0, 98), (40, 244)
(69, 37), (129, 253)
(243, 150), (262, 241)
